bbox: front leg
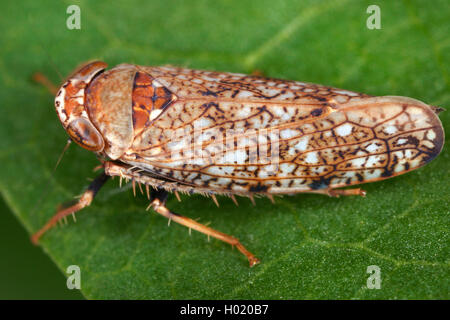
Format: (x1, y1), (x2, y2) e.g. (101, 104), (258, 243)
(148, 188), (260, 267)
(31, 172), (110, 244)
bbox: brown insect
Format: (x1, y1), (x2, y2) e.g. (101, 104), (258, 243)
(32, 61), (444, 266)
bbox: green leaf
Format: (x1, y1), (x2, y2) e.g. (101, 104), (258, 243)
(0, 0), (448, 299)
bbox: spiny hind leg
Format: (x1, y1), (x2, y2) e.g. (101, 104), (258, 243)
(147, 188), (260, 267)
(31, 172), (110, 244)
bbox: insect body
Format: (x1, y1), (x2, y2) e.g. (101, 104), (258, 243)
(32, 61), (444, 266)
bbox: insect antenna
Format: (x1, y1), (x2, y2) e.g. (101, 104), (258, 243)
(32, 72), (60, 95)
(29, 139), (72, 229)
(31, 41), (64, 94)
(36, 40), (64, 83)
(53, 139), (72, 172)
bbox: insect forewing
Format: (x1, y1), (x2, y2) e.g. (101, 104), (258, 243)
(86, 65), (444, 196)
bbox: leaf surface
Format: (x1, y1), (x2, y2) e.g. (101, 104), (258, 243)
(0, 0), (448, 299)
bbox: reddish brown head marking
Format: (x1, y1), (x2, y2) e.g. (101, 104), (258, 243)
(55, 61), (107, 152)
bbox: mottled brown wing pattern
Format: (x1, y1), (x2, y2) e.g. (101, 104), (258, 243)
(119, 67), (443, 196)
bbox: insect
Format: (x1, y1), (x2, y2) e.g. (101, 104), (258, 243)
(32, 61), (444, 266)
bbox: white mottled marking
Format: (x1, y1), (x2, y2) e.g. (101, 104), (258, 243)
(294, 136), (310, 151)
(366, 155), (383, 167)
(167, 139), (187, 151)
(422, 140), (435, 148)
(409, 159), (421, 168)
(217, 177), (232, 186)
(404, 149), (414, 158)
(333, 89), (359, 96)
(351, 157), (366, 168)
(280, 163), (296, 174)
(397, 138), (407, 145)
(223, 150), (247, 164)
(150, 109), (162, 121)
(278, 91), (295, 99)
(203, 76), (218, 82)
(335, 123), (353, 137)
(366, 142), (380, 153)
(364, 169), (382, 179)
(344, 171), (356, 178)
(272, 106), (285, 117)
(208, 166), (234, 176)
(384, 125), (398, 134)
(280, 129), (298, 139)
(196, 132), (212, 143)
(335, 95), (348, 103)
(312, 166), (328, 174)
(408, 107), (422, 115)
(281, 112), (293, 121)
(265, 89), (280, 96)
(163, 159), (184, 167)
(237, 106), (251, 118)
(305, 152), (318, 164)
(190, 157), (205, 166)
(427, 129), (436, 140)
(393, 150), (404, 159)
(193, 118), (212, 128)
(236, 91), (253, 99)
(260, 165), (278, 177)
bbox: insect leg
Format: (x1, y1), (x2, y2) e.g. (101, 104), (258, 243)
(250, 70), (265, 77)
(148, 188), (260, 267)
(31, 172), (110, 245)
(328, 188), (366, 197)
(32, 72), (59, 95)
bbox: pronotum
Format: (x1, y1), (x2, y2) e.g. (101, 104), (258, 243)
(32, 61), (444, 266)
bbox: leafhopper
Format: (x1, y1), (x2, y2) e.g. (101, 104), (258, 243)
(32, 61), (444, 266)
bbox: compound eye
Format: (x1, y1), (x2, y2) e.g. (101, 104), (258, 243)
(66, 118), (104, 152)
